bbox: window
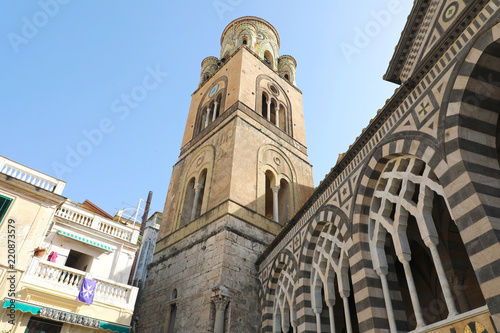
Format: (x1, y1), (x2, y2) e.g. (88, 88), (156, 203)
(278, 179), (289, 225)
(264, 50), (273, 67)
(181, 169), (208, 225)
(265, 170), (275, 219)
(0, 194), (12, 224)
(25, 317), (62, 333)
(65, 249), (93, 272)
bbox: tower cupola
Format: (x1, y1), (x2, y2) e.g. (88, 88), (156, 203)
(220, 16), (280, 70)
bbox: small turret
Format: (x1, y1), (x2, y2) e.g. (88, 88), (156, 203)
(199, 56), (219, 86)
(278, 55), (297, 85)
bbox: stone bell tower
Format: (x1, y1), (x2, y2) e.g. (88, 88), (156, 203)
(137, 17), (314, 333)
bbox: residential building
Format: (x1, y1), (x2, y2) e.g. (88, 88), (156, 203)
(0, 156), (139, 333)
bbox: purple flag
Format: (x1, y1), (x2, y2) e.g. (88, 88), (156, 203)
(77, 278), (96, 304)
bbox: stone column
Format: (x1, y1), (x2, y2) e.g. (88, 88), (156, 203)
(205, 108), (211, 128)
(339, 289), (353, 333)
(267, 101), (271, 121)
(212, 102), (218, 121)
(190, 183), (203, 221)
(376, 267), (398, 333)
(399, 256), (425, 328)
(449, 272), (470, 312)
(272, 185), (280, 222)
(212, 286), (230, 333)
(325, 298), (336, 333)
(275, 107), (279, 127)
(424, 237), (458, 317)
(313, 309), (322, 333)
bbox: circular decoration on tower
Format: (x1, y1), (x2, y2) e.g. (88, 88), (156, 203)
(463, 321), (487, 333)
(209, 84), (219, 98)
(443, 2), (459, 22)
(274, 156), (281, 165)
(257, 31), (265, 41)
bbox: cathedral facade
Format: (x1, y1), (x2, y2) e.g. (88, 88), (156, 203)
(138, 1), (500, 332)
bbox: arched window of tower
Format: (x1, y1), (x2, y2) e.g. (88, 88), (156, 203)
(194, 169), (207, 218)
(278, 104), (286, 131)
(270, 99), (277, 125)
(265, 170), (275, 219)
(181, 178), (196, 225)
(262, 91), (270, 119)
(264, 50), (273, 68)
(278, 178), (289, 225)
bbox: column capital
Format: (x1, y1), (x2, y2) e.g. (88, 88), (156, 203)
(212, 294), (230, 311)
(375, 267), (388, 277)
(194, 183), (204, 191)
(211, 285), (230, 310)
(273, 185), (280, 193)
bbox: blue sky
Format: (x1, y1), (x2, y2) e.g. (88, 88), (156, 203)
(1, 1), (413, 218)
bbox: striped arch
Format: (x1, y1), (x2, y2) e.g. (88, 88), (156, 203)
(352, 138), (448, 332)
(443, 21), (500, 323)
(262, 250), (298, 333)
(299, 205), (351, 274)
(294, 205), (352, 333)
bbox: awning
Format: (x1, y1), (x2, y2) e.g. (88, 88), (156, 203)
(57, 229), (114, 252)
(2, 298), (129, 333)
(2, 298), (40, 314)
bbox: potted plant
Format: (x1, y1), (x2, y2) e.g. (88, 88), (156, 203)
(33, 246), (47, 258)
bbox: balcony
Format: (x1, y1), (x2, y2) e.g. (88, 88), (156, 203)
(55, 202), (139, 244)
(0, 156), (66, 194)
(21, 257), (138, 311)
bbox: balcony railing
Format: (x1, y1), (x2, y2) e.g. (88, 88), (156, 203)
(0, 156), (66, 194)
(55, 202), (139, 244)
(22, 257), (138, 311)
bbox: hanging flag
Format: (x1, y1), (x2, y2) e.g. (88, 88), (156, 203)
(77, 278), (96, 304)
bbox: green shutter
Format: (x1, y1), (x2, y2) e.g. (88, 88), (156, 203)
(0, 194), (13, 224)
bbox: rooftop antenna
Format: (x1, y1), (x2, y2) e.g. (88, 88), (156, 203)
(115, 198), (146, 228)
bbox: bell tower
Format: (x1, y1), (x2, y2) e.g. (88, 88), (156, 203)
(138, 17), (314, 333)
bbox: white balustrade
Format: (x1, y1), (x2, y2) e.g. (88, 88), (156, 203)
(23, 258), (138, 310)
(55, 205), (94, 228)
(35, 260), (86, 289)
(0, 156), (66, 194)
(55, 203), (136, 243)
